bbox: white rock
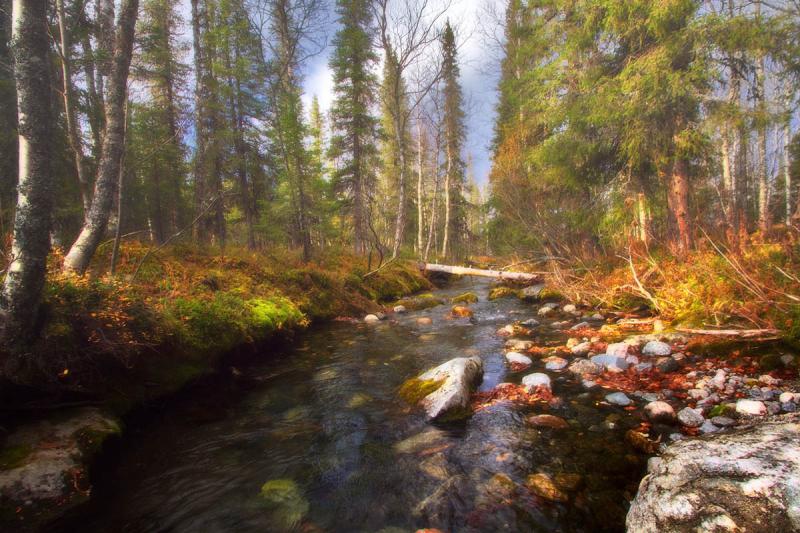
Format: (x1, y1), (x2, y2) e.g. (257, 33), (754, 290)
(627, 414), (800, 532)
(736, 399), (767, 416)
(642, 340), (671, 357)
(562, 304), (577, 313)
(505, 352), (532, 367)
(779, 392), (799, 404)
(571, 341), (592, 356)
(688, 388), (709, 400)
(393, 305), (407, 314)
(521, 318), (540, 327)
(570, 321), (590, 330)
(544, 356), (568, 371)
(606, 342), (630, 357)
(759, 374), (781, 386)
(364, 314), (380, 323)
(568, 359), (602, 376)
(677, 407), (704, 428)
(605, 392), (632, 406)
(416, 357), (484, 420)
(591, 354), (629, 372)
(537, 307), (554, 317)
(644, 401), (676, 424)
(505, 338), (534, 351)
(522, 373), (551, 391)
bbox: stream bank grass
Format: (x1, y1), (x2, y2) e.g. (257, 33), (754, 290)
(3, 243), (431, 403)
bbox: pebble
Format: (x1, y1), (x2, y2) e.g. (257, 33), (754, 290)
(522, 373), (551, 391)
(569, 359), (602, 376)
(677, 407), (704, 428)
(562, 304), (577, 313)
(642, 340), (671, 356)
(571, 342), (592, 356)
(655, 357), (679, 373)
(505, 352), (533, 367)
(591, 354), (629, 372)
(582, 380), (597, 389)
(698, 420), (719, 434)
(711, 416), (736, 427)
(521, 318), (540, 327)
(590, 313), (604, 321)
(393, 305), (407, 313)
(505, 339), (534, 351)
(605, 392), (632, 406)
(687, 388), (709, 400)
(736, 399), (767, 416)
(635, 362), (653, 373)
(759, 374), (781, 386)
(528, 414), (569, 429)
(644, 401), (676, 424)
(570, 321), (590, 330)
(606, 342), (630, 357)
(544, 357), (568, 371)
(526, 473), (568, 502)
(710, 369), (727, 390)
(779, 392), (799, 404)
(782, 402), (797, 413)
(537, 307), (554, 317)
(766, 402), (781, 415)
(417, 317), (433, 325)
(364, 314), (380, 323)
(566, 337), (580, 349)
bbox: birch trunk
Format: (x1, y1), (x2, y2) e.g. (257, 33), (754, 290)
(784, 114), (792, 226)
(390, 114), (407, 258)
(2, 0), (54, 341)
(63, 0), (139, 274)
(442, 139), (452, 259)
(416, 118), (424, 254)
(756, 0), (770, 234)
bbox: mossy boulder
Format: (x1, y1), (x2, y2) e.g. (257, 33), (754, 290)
(488, 286), (520, 300)
(259, 478), (309, 530)
(398, 378), (445, 404)
(759, 353), (783, 372)
(394, 294), (444, 311)
(451, 305), (474, 318)
(452, 292), (478, 305)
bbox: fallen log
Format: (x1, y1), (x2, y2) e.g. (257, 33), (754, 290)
(421, 263), (542, 283)
(675, 327), (781, 340)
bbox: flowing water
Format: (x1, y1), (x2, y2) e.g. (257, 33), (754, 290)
(53, 278), (648, 532)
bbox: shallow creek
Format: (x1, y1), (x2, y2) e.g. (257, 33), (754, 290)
(53, 278), (649, 532)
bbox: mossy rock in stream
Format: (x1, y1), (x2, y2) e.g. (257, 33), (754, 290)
(488, 287), (520, 300)
(398, 378), (444, 404)
(0, 444), (32, 471)
(452, 292), (479, 305)
(259, 479), (309, 529)
(394, 294), (444, 311)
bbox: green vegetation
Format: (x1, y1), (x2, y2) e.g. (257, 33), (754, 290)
(452, 292), (479, 304)
(398, 378), (444, 404)
(0, 445), (32, 471)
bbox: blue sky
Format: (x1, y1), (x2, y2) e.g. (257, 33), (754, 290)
(300, 0), (506, 187)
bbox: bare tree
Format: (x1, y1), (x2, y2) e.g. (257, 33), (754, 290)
(2, 0), (54, 342)
(63, 0), (140, 274)
(373, 0), (450, 258)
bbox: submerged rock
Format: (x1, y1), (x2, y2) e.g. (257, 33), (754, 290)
(544, 356), (568, 371)
(407, 357), (484, 420)
(642, 340), (671, 357)
(528, 414), (569, 429)
(568, 358), (602, 376)
(677, 407), (704, 428)
(505, 351), (533, 368)
(0, 408), (121, 527)
(259, 478), (310, 530)
(505, 338), (534, 351)
(627, 414), (800, 532)
(364, 314), (380, 323)
(605, 392), (632, 406)
(522, 372), (551, 391)
(591, 354), (629, 372)
(526, 473), (568, 502)
(393, 305), (407, 313)
(644, 401), (676, 424)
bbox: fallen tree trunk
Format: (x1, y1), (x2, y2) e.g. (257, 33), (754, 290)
(421, 263), (542, 283)
(676, 327), (781, 340)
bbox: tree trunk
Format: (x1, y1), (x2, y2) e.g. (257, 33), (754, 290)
(63, 0), (139, 274)
(668, 158), (692, 256)
(391, 113), (407, 259)
(416, 118), (424, 254)
(422, 263), (541, 283)
(784, 118), (792, 226)
(756, 0), (769, 234)
(56, 0), (91, 217)
(442, 139), (452, 259)
(2, 0), (54, 342)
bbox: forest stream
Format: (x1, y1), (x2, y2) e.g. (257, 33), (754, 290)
(49, 278), (655, 533)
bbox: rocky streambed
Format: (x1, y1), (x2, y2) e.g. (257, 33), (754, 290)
(3, 277), (798, 532)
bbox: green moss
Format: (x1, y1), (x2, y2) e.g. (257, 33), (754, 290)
(537, 288), (564, 301)
(488, 286), (520, 300)
(259, 479), (309, 530)
(0, 444), (32, 471)
(452, 292), (479, 304)
(759, 353), (783, 372)
(394, 295), (444, 311)
(398, 378), (444, 404)
(435, 405), (473, 422)
(708, 404), (734, 418)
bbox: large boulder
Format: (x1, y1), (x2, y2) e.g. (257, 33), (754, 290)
(402, 357), (484, 420)
(627, 414), (800, 532)
(0, 408), (121, 528)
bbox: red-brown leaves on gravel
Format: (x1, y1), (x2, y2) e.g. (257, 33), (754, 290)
(471, 383), (554, 411)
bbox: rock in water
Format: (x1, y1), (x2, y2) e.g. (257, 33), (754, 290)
(364, 314), (380, 323)
(393, 305), (407, 313)
(522, 372), (552, 391)
(736, 399), (767, 416)
(528, 414), (569, 429)
(411, 357), (484, 420)
(259, 479), (310, 530)
(644, 401), (676, 424)
(605, 392), (632, 406)
(505, 351), (533, 368)
(626, 414), (800, 532)
(642, 340), (671, 356)
(677, 407), (704, 428)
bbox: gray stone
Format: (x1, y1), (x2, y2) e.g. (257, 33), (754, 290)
(505, 351), (533, 367)
(711, 416), (736, 427)
(521, 318), (540, 327)
(605, 392), (632, 406)
(736, 399), (767, 416)
(416, 357), (484, 420)
(677, 407), (704, 428)
(537, 306), (554, 317)
(655, 357), (679, 373)
(642, 340), (671, 356)
(688, 388), (709, 400)
(562, 304), (577, 313)
(635, 362), (654, 373)
(522, 373), (551, 391)
(570, 321), (590, 330)
(364, 314), (380, 323)
(521, 284), (545, 299)
(505, 338), (534, 351)
(606, 342), (630, 357)
(627, 414), (800, 532)
(591, 354), (629, 372)
(568, 358), (602, 376)
(767, 401), (782, 415)
(698, 420), (719, 434)
(782, 402), (797, 413)
(393, 305), (407, 314)
(544, 356), (568, 371)
(571, 341), (592, 356)
(644, 401), (676, 424)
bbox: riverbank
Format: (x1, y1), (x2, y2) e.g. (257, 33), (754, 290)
(0, 243), (432, 529)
